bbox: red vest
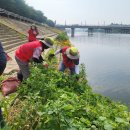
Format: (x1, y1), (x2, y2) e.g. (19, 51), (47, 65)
(28, 29), (39, 42)
(15, 41), (42, 62)
(62, 46), (76, 68)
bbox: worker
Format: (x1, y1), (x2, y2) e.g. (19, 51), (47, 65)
(0, 42), (7, 128)
(28, 24), (39, 42)
(15, 37), (54, 81)
(50, 46), (80, 75)
(0, 42), (7, 75)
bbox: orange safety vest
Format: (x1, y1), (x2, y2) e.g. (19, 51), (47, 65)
(15, 41), (42, 62)
(62, 46), (77, 68)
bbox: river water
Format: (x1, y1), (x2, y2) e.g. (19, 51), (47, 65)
(69, 31), (130, 106)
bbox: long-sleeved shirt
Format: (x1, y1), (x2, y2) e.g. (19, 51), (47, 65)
(54, 49), (79, 74)
(33, 47), (42, 59)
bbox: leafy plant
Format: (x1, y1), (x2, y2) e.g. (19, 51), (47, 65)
(0, 63), (130, 130)
(55, 32), (71, 47)
(19, 34), (26, 39)
(55, 32), (69, 42)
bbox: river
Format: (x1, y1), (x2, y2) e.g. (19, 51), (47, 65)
(68, 30), (130, 107)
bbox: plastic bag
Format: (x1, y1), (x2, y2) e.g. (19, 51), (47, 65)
(1, 77), (21, 96)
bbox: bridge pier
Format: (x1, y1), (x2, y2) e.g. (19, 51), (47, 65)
(121, 29), (130, 34)
(71, 27), (75, 37)
(104, 28), (112, 33)
(88, 28), (93, 35)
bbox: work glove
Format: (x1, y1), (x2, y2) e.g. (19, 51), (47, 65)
(49, 54), (55, 57)
(48, 54), (55, 61)
(32, 55), (44, 63)
(39, 55), (44, 62)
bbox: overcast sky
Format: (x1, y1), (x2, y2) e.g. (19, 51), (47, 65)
(25, 0), (130, 25)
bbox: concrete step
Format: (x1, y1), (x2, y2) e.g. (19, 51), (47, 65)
(0, 25), (11, 29)
(0, 28), (4, 31)
(5, 46), (19, 53)
(0, 36), (23, 42)
(0, 27), (16, 30)
(2, 38), (26, 46)
(0, 34), (21, 39)
(0, 27), (18, 32)
(0, 30), (12, 34)
(0, 26), (6, 29)
(0, 31), (17, 35)
(45, 33), (57, 37)
(0, 26), (15, 30)
(0, 29), (7, 32)
(3, 40), (27, 51)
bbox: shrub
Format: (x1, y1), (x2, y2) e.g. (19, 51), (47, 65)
(1, 64), (130, 130)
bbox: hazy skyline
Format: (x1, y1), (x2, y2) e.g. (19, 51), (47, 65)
(26, 0), (130, 25)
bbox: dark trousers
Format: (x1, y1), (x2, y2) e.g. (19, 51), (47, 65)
(0, 62), (6, 75)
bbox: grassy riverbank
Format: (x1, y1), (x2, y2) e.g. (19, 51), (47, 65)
(0, 33), (130, 130)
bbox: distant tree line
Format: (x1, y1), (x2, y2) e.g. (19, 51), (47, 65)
(0, 0), (55, 27)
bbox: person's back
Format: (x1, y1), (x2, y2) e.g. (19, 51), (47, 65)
(0, 42), (7, 75)
(15, 41), (42, 62)
(0, 42), (7, 128)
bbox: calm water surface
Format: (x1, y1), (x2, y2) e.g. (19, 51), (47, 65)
(69, 31), (130, 106)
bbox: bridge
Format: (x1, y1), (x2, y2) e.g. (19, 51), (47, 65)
(56, 24), (130, 37)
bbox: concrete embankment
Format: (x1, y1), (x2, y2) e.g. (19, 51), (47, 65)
(0, 16), (62, 74)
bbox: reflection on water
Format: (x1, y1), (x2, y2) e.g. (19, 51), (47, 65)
(69, 32), (130, 106)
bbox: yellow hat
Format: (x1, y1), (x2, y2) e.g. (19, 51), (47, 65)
(66, 47), (80, 59)
(40, 37), (54, 48)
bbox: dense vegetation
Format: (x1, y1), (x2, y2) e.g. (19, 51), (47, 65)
(0, 0), (55, 26)
(55, 32), (71, 47)
(1, 63), (130, 130)
(0, 33), (130, 129)
(55, 32), (69, 42)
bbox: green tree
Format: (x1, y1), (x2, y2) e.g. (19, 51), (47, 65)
(47, 19), (55, 27)
(0, 0), (55, 26)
